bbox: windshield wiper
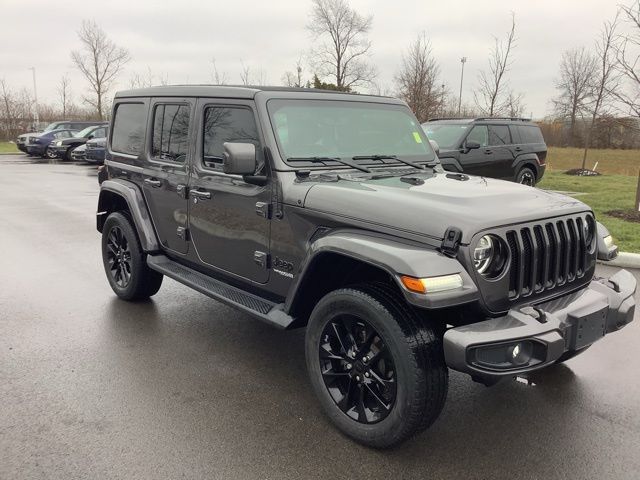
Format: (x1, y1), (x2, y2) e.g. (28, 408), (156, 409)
(352, 154), (426, 170)
(287, 156), (372, 173)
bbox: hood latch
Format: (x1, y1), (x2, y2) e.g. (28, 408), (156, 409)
(440, 227), (462, 257)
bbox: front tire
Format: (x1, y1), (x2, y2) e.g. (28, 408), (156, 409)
(44, 147), (58, 159)
(305, 285), (448, 448)
(101, 212), (163, 300)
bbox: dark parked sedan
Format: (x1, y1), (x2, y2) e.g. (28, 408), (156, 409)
(85, 136), (107, 164)
(50, 125), (108, 160)
(25, 129), (78, 158)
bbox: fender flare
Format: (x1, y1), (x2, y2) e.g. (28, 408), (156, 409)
(97, 179), (160, 252)
(285, 230), (479, 313)
(511, 154), (540, 179)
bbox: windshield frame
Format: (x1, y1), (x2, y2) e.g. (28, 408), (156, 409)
(266, 98), (437, 171)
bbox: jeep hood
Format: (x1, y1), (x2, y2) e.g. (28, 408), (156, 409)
(302, 172), (590, 243)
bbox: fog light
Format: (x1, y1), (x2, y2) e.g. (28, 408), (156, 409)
(472, 340), (539, 370)
(507, 342), (533, 366)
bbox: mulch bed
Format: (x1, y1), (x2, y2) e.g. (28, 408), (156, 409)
(605, 209), (640, 223)
(565, 168), (601, 176)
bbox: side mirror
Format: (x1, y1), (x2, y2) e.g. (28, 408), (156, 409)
(429, 139), (440, 156)
(465, 140), (481, 151)
(223, 142), (257, 175)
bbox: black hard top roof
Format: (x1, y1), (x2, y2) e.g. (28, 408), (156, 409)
(115, 84), (403, 104)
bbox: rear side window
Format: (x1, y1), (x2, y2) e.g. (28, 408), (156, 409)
(202, 106), (260, 168)
(152, 104), (191, 162)
(111, 103), (146, 155)
(488, 125), (511, 145)
(518, 125), (545, 144)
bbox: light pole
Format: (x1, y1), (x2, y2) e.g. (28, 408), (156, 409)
(458, 57), (467, 116)
(441, 83), (446, 116)
(28, 67), (39, 128)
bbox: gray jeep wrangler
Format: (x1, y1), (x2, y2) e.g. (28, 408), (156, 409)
(97, 86), (636, 448)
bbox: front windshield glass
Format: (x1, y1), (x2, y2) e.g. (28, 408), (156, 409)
(267, 99), (436, 166)
(74, 126), (95, 138)
(43, 123), (58, 132)
(421, 123), (470, 150)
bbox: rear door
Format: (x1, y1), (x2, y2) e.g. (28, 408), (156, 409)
(188, 99), (271, 283)
(140, 98), (194, 254)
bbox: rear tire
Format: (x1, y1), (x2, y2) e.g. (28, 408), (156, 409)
(305, 284), (448, 448)
(516, 166), (536, 186)
(101, 212), (163, 301)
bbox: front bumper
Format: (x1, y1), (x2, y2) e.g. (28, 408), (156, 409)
(443, 269), (636, 382)
(26, 144), (45, 156)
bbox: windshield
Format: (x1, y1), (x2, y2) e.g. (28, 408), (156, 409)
(421, 123), (470, 150)
(267, 100), (436, 167)
(43, 123), (59, 132)
(74, 126), (95, 138)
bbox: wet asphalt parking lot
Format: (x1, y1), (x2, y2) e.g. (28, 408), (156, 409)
(0, 153), (639, 480)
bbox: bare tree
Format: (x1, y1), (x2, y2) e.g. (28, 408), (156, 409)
(239, 60), (251, 86)
(474, 13), (517, 116)
(0, 80), (33, 138)
(552, 47), (597, 145)
(282, 57), (305, 87)
(506, 90), (526, 118)
(57, 75), (71, 120)
(307, 0), (376, 90)
(71, 19), (130, 119)
(582, 17), (620, 168)
(210, 58), (227, 85)
(395, 33), (443, 122)
(613, 0), (640, 118)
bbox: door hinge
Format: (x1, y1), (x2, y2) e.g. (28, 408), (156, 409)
(176, 184), (188, 199)
(176, 226), (189, 240)
(255, 202), (272, 219)
(254, 251), (269, 269)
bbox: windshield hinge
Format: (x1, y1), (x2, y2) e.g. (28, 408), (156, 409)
(440, 227), (462, 257)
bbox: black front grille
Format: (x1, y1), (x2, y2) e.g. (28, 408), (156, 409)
(505, 216), (591, 300)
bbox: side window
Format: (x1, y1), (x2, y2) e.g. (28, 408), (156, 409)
(94, 128), (106, 138)
(518, 125), (545, 144)
(509, 125), (522, 144)
(466, 125), (488, 147)
(152, 104), (191, 162)
(488, 125), (511, 145)
(202, 106), (260, 169)
(54, 131), (71, 139)
(112, 103), (146, 155)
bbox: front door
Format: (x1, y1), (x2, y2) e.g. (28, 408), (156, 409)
(141, 98), (193, 254)
(459, 124), (495, 177)
(188, 100), (271, 284)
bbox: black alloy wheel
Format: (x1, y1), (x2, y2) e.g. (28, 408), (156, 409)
(105, 225), (132, 288)
(517, 167), (536, 186)
(101, 212), (163, 300)
(319, 315), (397, 424)
(45, 147), (57, 159)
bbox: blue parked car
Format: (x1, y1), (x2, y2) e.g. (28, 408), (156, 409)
(85, 135), (107, 164)
(26, 129), (78, 158)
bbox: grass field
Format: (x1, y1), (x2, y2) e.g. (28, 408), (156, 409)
(547, 147), (640, 176)
(0, 141), (19, 153)
(538, 171), (640, 253)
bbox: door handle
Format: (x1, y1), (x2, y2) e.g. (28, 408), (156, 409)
(144, 178), (162, 188)
(190, 189), (211, 200)
(484, 149), (493, 155)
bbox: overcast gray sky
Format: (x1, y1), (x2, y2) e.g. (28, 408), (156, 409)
(0, 0), (624, 118)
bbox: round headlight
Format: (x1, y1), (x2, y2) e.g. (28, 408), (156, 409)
(474, 235), (494, 274)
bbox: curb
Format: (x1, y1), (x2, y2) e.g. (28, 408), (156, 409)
(597, 252), (640, 269)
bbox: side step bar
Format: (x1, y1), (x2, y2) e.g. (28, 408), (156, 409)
(147, 254), (294, 329)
